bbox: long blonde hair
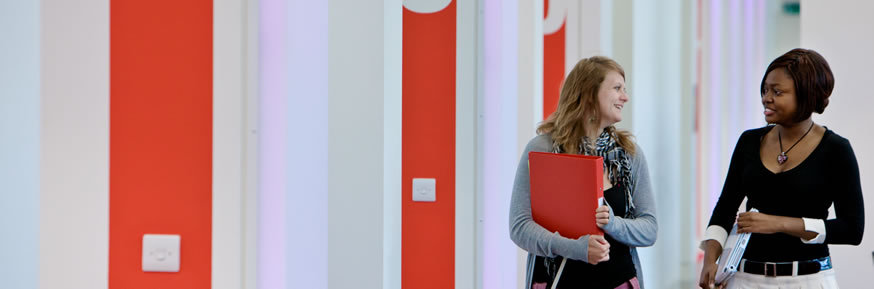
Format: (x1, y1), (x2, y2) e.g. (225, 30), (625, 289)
(537, 56), (636, 155)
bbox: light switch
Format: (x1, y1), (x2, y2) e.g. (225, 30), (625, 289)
(142, 234), (180, 272)
(412, 178), (436, 202)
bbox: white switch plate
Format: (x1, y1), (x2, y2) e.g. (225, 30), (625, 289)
(412, 178), (436, 202)
(142, 234), (180, 272)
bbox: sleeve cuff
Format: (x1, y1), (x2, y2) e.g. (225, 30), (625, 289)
(801, 218), (826, 244)
(700, 225), (728, 250)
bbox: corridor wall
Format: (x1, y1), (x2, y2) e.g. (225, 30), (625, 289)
(801, 0), (874, 287)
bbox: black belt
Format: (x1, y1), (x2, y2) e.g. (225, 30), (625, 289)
(741, 256), (832, 277)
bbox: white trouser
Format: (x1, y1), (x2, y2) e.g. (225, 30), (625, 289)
(725, 269), (838, 289)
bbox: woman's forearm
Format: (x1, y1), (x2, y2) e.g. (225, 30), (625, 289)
(701, 239), (722, 264)
(778, 216), (819, 241)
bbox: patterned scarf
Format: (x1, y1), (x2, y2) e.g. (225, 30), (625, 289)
(553, 129), (635, 218)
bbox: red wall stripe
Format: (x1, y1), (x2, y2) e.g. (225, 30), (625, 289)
(544, 0), (549, 18)
(110, 1), (212, 288)
(543, 3), (566, 119)
(402, 1), (456, 288)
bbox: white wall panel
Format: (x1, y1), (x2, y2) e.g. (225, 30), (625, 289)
(328, 1), (385, 288)
(0, 1), (40, 288)
(40, 0), (110, 288)
(214, 0), (246, 287)
(480, 1), (520, 288)
(286, 1), (329, 289)
(257, 0), (288, 287)
(801, 1), (874, 287)
(383, 1), (402, 289)
(457, 0), (478, 288)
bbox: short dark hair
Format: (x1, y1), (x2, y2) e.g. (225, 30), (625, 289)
(760, 48), (834, 123)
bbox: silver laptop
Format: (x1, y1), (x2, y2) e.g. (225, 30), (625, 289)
(715, 208), (757, 284)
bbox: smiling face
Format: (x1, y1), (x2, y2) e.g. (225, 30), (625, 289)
(597, 70), (629, 128)
(761, 68), (797, 125)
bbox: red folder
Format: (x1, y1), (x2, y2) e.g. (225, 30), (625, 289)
(528, 151), (605, 238)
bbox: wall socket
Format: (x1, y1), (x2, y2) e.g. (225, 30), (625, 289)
(412, 178), (436, 202)
(142, 234), (181, 272)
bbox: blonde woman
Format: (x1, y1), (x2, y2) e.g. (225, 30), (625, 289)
(510, 56), (658, 289)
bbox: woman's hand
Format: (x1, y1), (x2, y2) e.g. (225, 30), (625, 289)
(587, 234), (610, 265)
(737, 211), (817, 240)
(737, 211), (785, 234)
(698, 240), (725, 289)
(698, 259), (727, 289)
(595, 205), (610, 228)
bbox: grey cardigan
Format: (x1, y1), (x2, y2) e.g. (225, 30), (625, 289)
(509, 134), (658, 289)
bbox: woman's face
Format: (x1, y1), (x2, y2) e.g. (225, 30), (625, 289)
(597, 70), (628, 128)
(761, 68), (797, 125)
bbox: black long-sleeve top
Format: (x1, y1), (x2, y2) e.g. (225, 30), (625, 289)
(708, 126), (864, 262)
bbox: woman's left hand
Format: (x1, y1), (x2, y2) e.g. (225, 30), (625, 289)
(736, 211), (785, 234)
(595, 205), (610, 228)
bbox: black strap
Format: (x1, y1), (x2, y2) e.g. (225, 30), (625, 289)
(742, 259), (823, 276)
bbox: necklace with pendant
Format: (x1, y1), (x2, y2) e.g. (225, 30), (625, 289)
(777, 122), (815, 165)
